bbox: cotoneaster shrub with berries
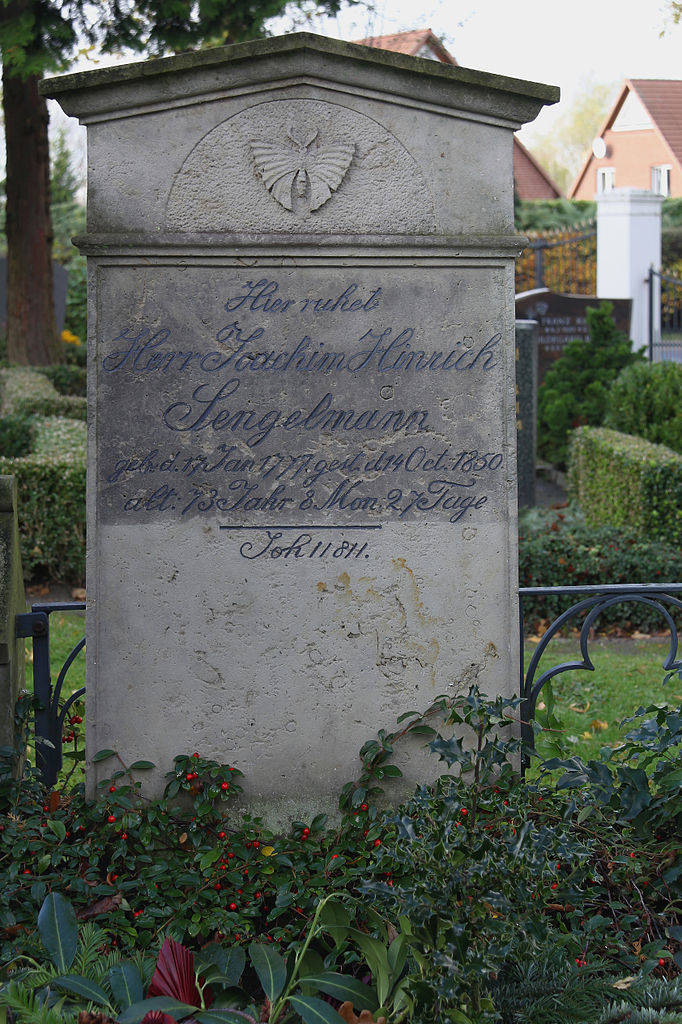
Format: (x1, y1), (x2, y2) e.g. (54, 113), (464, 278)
(1, 686), (682, 1024)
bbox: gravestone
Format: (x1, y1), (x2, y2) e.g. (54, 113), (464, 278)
(45, 34), (557, 818)
(515, 288), (632, 382)
(515, 321), (537, 508)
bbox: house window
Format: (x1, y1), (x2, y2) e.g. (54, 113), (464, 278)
(651, 165), (671, 196)
(596, 167), (615, 193)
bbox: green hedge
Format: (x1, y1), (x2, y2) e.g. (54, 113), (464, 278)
(519, 506), (682, 631)
(37, 363), (87, 397)
(0, 367), (86, 420)
(0, 417), (85, 583)
(0, 414), (34, 458)
(604, 361), (682, 454)
(568, 426), (682, 546)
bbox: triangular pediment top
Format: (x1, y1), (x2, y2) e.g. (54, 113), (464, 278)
(42, 31), (558, 128)
(611, 89), (654, 132)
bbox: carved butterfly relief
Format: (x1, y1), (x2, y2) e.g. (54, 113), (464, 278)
(250, 124), (355, 216)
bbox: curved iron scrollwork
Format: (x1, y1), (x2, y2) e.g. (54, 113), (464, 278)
(16, 601), (85, 788)
(519, 584), (682, 771)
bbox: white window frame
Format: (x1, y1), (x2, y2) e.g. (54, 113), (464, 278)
(596, 167), (616, 193)
(651, 165), (671, 197)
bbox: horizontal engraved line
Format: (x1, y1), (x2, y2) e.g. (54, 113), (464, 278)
(219, 524), (382, 531)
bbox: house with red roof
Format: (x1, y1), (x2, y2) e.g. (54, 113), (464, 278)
(569, 79), (682, 199)
(354, 28), (562, 200)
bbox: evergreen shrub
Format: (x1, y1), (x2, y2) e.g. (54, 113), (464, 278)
(0, 366), (86, 420)
(0, 414), (34, 458)
(605, 361), (682, 453)
(0, 433), (85, 583)
(568, 427), (682, 547)
(537, 302), (643, 468)
(37, 363), (87, 397)
(519, 505), (682, 631)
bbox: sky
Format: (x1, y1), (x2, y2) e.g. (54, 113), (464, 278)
(50, 0), (682, 169)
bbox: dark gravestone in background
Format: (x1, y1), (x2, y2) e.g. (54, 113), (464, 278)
(515, 288), (632, 383)
(0, 259), (68, 335)
(515, 319), (537, 508)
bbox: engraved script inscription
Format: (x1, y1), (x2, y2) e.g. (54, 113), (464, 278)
(98, 267), (508, 562)
(251, 125), (355, 215)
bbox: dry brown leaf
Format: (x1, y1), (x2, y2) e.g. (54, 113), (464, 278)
(569, 702), (590, 713)
(613, 976), (638, 990)
(591, 720), (609, 732)
(71, 587), (86, 601)
(77, 894), (122, 921)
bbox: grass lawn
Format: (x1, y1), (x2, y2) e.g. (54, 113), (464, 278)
(529, 636), (680, 763)
(22, 615), (681, 782)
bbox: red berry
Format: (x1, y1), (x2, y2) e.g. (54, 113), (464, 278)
(659, 958), (666, 966)
(133, 910), (143, 918)
(237, 889), (242, 894)
(214, 883), (221, 891)
(109, 786), (116, 793)
(253, 841), (260, 848)
(373, 839), (381, 847)
(461, 808), (468, 816)
(575, 958), (581, 966)
(192, 752), (199, 758)
(331, 853), (338, 859)
(23, 869), (31, 874)
(186, 773), (193, 781)
(245, 842), (251, 848)
(503, 800), (508, 806)
(112, 874), (118, 881)
(121, 832), (128, 840)
(107, 815), (116, 823)
(228, 852), (234, 859)
(256, 891), (262, 898)
(219, 831), (227, 839)
(630, 852), (636, 858)
(551, 882), (558, 890)
(302, 828), (310, 835)
(229, 902), (237, 910)
(556, 863), (561, 870)
(360, 803), (368, 811)
(301, 834), (308, 841)
(221, 782), (229, 791)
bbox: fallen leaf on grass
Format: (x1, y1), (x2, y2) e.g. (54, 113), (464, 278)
(590, 720), (609, 732)
(613, 976), (638, 990)
(569, 702), (590, 713)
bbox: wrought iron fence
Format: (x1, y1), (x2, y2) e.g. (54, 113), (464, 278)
(17, 583), (682, 787)
(516, 225), (597, 295)
(519, 583), (682, 772)
(648, 267), (682, 363)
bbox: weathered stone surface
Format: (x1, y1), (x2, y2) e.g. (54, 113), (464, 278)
(44, 33), (557, 818)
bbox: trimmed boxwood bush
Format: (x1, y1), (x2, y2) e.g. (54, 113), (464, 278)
(36, 363), (87, 397)
(568, 426), (682, 547)
(0, 414), (34, 458)
(519, 505), (682, 631)
(605, 361), (682, 454)
(0, 366), (86, 420)
(0, 419), (85, 583)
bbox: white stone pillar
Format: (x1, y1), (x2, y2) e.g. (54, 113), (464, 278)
(597, 188), (662, 353)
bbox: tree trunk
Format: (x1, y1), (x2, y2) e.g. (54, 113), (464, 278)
(2, 65), (59, 365)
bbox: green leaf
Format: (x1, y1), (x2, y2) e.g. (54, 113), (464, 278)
(288, 994), (345, 1024)
(47, 819), (66, 842)
(249, 942), (286, 1003)
(298, 972), (378, 1011)
(92, 749), (116, 763)
(108, 962), (144, 1009)
(53, 974), (110, 1007)
(199, 848), (221, 872)
(38, 892), (78, 972)
(117, 996), (199, 1024)
(324, 928), (390, 1005)
(195, 1012), (257, 1024)
(222, 946), (246, 987)
(128, 760), (156, 771)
